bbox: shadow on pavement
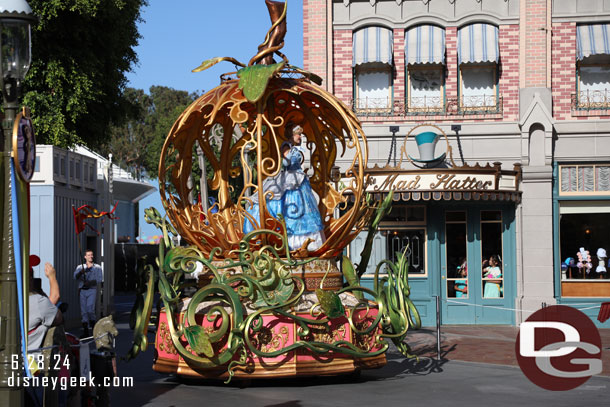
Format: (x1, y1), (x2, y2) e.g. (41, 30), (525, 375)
(264, 401), (303, 407)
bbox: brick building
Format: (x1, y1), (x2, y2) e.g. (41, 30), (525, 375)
(303, 0), (610, 326)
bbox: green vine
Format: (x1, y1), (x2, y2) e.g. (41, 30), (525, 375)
(127, 205), (421, 382)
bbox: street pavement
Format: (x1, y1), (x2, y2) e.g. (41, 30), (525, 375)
(108, 294), (609, 407)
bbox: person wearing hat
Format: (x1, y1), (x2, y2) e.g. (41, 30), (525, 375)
(28, 255), (63, 353)
(74, 249), (103, 337)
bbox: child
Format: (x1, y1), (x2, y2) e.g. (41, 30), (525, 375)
(454, 258), (468, 298)
(483, 255), (502, 298)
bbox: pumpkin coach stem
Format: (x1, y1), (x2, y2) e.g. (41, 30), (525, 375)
(249, 0), (288, 66)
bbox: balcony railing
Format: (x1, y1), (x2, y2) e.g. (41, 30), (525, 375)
(352, 95), (503, 117)
(572, 89), (610, 111)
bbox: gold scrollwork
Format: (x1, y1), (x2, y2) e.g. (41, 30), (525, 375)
(255, 326), (290, 353)
(308, 324), (347, 344)
(158, 322), (177, 355)
(353, 320), (375, 352)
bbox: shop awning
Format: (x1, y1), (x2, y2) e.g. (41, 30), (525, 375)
(405, 25), (445, 65)
(352, 26), (394, 66)
(457, 23), (499, 64)
(577, 24), (610, 60)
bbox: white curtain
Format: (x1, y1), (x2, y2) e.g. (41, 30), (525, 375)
(357, 70), (391, 109)
(409, 67), (442, 108)
(578, 166), (595, 192)
(579, 65), (610, 105)
(561, 166), (577, 192)
(461, 65), (496, 107)
(597, 166), (610, 191)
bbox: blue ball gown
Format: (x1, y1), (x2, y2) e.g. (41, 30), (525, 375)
(243, 142), (325, 251)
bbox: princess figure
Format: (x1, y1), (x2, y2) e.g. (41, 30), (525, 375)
(243, 124), (326, 251)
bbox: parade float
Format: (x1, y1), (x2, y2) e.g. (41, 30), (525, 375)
(127, 0), (420, 382)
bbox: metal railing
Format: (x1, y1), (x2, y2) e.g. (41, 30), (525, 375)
(351, 95), (503, 117)
(572, 89), (610, 111)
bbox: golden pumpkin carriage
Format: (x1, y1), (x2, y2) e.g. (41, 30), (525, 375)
(128, 0), (420, 382)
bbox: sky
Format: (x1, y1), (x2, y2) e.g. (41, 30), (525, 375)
(131, 0), (304, 238)
(126, 0), (304, 95)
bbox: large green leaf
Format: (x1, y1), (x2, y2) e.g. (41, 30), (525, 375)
(237, 62), (285, 103)
(192, 57), (245, 73)
(184, 325), (214, 358)
(315, 288), (345, 319)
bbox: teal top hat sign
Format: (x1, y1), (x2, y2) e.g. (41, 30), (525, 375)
(408, 131), (446, 163)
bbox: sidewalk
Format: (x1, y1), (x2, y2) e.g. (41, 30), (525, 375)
(405, 325), (610, 376)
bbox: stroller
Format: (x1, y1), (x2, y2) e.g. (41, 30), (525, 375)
(25, 310), (118, 407)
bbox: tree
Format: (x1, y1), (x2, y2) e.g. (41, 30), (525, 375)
(23, 0), (146, 149)
(102, 86), (199, 179)
(103, 88), (152, 180)
(143, 86), (200, 178)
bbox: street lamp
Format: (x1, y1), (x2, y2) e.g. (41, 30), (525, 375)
(0, 0), (35, 109)
(0, 1), (35, 405)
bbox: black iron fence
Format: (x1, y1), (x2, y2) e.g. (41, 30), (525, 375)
(351, 95), (503, 117)
(571, 90), (610, 111)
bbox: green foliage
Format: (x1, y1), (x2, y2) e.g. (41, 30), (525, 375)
(101, 86), (200, 179)
(184, 326), (214, 358)
(341, 256), (364, 300)
(23, 0), (146, 149)
(315, 288), (345, 319)
(127, 208), (423, 380)
(375, 249), (422, 357)
(192, 56), (245, 73)
(237, 62), (285, 103)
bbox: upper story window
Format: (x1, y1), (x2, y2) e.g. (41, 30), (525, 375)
(576, 24), (610, 110)
(352, 26), (394, 114)
(405, 25), (446, 113)
(457, 23), (500, 112)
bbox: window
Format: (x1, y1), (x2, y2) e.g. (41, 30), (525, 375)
(559, 209), (610, 282)
(382, 228), (426, 274)
(460, 63), (498, 110)
(355, 63), (392, 112)
(380, 204), (427, 275)
(457, 24), (500, 112)
(446, 211), (468, 298)
(408, 64), (444, 111)
(576, 24), (610, 109)
(352, 26), (394, 114)
(481, 210), (503, 299)
(350, 204), (427, 277)
(405, 25), (446, 113)
(560, 164), (610, 195)
(577, 55), (610, 109)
